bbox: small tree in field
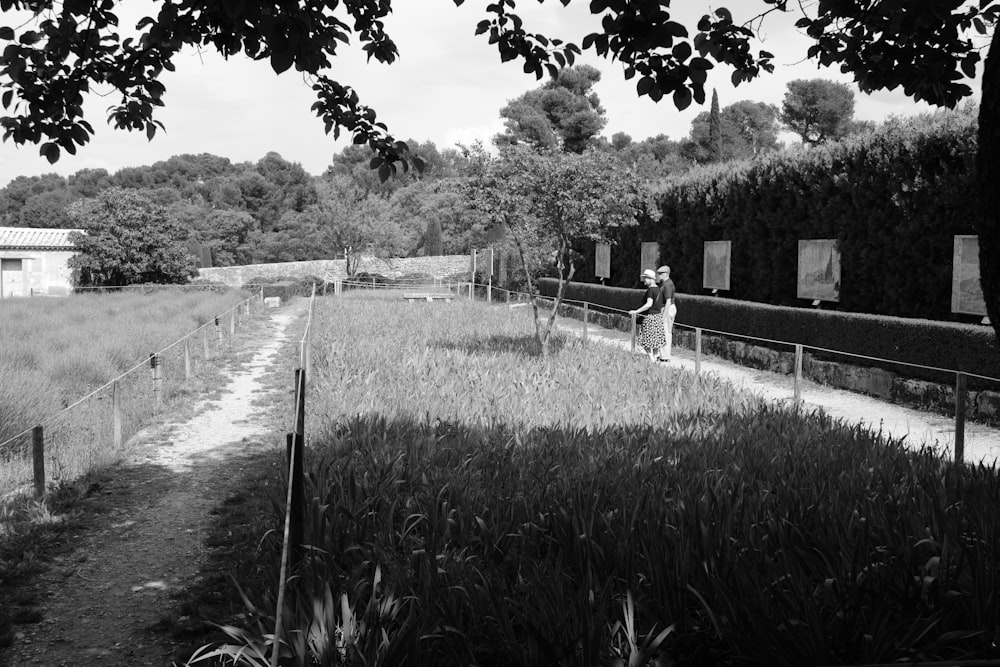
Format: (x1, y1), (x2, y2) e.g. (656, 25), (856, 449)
(68, 188), (196, 286)
(468, 146), (653, 355)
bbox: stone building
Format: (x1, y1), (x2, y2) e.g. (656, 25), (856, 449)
(0, 227), (81, 298)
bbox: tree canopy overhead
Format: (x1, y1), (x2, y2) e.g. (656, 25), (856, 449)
(0, 1), (992, 171)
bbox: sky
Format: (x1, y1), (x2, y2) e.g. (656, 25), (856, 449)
(0, 1), (982, 188)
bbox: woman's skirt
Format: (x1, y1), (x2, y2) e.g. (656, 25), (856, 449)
(638, 312), (666, 350)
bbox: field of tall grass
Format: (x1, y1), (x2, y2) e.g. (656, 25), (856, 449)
(192, 293), (1000, 666)
(0, 289), (249, 494)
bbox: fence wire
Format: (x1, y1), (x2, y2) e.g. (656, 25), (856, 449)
(0, 293), (262, 499)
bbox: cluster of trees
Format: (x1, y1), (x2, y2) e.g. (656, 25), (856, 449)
(0, 62), (683, 294)
(2, 0), (998, 341)
(0, 63), (970, 329)
(0, 145), (492, 276)
(681, 78), (869, 163)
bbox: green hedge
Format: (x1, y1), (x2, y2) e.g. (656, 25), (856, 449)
(587, 111), (979, 321)
(538, 278), (1000, 381)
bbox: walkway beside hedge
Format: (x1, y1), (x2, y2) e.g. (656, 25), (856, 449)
(554, 315), (1000, 466)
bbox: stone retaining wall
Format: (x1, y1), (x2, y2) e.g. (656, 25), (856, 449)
(197, 255), (470, 288)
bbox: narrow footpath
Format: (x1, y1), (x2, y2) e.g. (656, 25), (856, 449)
(555, 315), (1000, 465)
(2, 300), (307, 667)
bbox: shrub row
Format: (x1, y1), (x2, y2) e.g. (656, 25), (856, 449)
(583, 111), (980, 321)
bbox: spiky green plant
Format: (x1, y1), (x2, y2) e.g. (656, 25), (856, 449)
(194, 295), (1000, 666)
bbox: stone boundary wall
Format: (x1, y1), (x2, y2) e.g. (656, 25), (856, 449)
(197, 255), (470, 288)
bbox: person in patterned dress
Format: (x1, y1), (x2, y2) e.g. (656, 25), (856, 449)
(629, 269), (667, 362)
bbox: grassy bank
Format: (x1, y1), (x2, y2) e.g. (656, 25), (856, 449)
(192, 295), (1000, 666)
(0, 288), (256, 656)
(0, 289), (249, 493)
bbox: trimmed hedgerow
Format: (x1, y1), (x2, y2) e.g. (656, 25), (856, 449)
(595, 110), (978, 321)
(538, 278), (1000, 383)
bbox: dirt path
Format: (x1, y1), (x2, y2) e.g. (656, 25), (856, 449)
(3, 301), (307, 667)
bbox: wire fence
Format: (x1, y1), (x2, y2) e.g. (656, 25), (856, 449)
(0, 291), (265, 502)
(336, 278), (1000, 460)
(511, 286), (999, 463)
(260, 277), (999, 661)
(271, 283), (315, 667)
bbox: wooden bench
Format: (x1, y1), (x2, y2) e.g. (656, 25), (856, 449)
(403, 292), (454, 303)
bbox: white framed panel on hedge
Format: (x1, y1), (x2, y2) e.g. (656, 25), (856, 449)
(952, 235), (987, 316)
(595, 243), (611, 279)
(702, 240), (731, 291)
(797, 239), (841, 302)
(640, 241), (660, 274)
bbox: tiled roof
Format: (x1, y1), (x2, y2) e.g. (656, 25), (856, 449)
(0, 227), (82, 250)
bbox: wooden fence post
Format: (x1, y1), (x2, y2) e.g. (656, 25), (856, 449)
(955, 372), (967, 464)
(695, 328), (702, 375)
(304, 328), (312, 381)
(215, 316), (223, 348)
(582, 303), (589, 344)
(150, 353), (163, 408)
(112, 380), (123, 451)
(184, 338), (192, 381)
(288, 368), (306, 566)
(32, 425), (45, 499)
(203, 326), (211, 360)
(630, 313), (637, 354)
(793, 344), (803, 404)
(230, 312), (236, 342)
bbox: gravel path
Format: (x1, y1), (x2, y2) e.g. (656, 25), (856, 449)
(2, 301), (306, 667)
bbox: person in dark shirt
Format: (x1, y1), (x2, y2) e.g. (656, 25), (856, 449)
(657, 265), (676, 363)
(629, 269), (667, 362)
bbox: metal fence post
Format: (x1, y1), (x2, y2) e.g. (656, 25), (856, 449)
(955, 372), (967, 464)
(793, 344), (803, 404)
(582, 302), (589, 344)
(32, 425), (45, 499)
(695, 327), (702, 375)
(215, 316), (223, 348)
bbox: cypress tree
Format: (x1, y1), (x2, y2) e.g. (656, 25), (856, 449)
(709, 88), (723, 162)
